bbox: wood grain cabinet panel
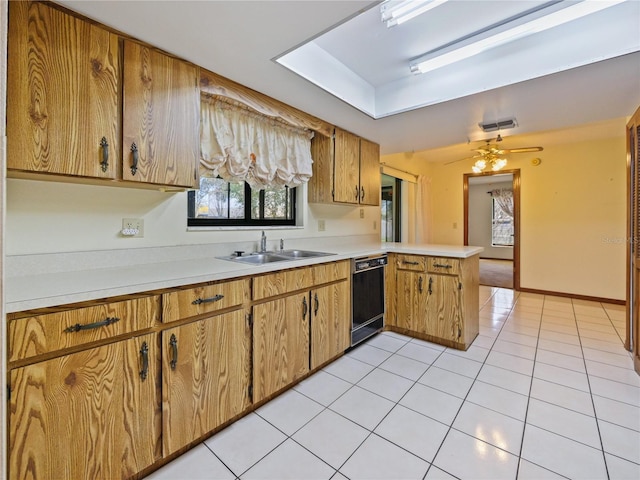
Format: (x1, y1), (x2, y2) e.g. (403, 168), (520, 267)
(359, 138), (381, 206)
(8, 296), (160, 364)
(161, 309), (251, 456)
(252, 293), (310, 403)
(162, 279), (249, 323)
(389, 253), (479, 350)
(8, 333), (160, 480)
(7, 1), (120, 178)
(122, 40), (199, 188)
(252, 267), (314, 301)
(310, 281), (350, 369)
(308, 128), (381, 206)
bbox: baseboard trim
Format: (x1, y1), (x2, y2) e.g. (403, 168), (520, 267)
(518, 287), (625, 305)
(480, 257), (514, 261)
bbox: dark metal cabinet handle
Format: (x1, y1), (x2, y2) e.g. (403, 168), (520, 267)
(433, 263), (452, 269)
(428, 277), (433, 295)
(302, 297), (308, 320)
(314, 293), (319, 316)
(360, 187), (365, 201)
(192, 294), (224, 305)
(403, 260), (419, 266)
(354, 185), (359, 200)
(418, 276), (423, 293)
(169, 334), (178, 370)
(130, 143), (139, 176)
(139, 342), (149, 381)
(100, 137), (109, 172)
(64, 317), (119, 333)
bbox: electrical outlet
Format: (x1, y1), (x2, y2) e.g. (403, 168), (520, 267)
(122, 218), (144, 237)
(453, 222), (458, 229)
(373, 220), (377, 231)
(318, 219), (326, 232)
(360, 208), (364, 219)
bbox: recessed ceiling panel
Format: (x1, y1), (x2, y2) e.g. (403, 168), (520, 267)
(275, 0), (640, 118)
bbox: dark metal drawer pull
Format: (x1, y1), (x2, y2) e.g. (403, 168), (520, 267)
(402, 260), (420, 265)
(169, 334), (178, 370)
(192, 294), (224, 305)
(100, 137), (109, 172)
(433, 263), (452, 269)
(139, 342), (149, 381)
(418, 276), (423, 293)
(64, 317), (120, 333)
(130, 143), (139, 175)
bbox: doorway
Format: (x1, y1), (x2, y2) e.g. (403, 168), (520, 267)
(381, 174), (401, 242)
(464, 170), (521, 290)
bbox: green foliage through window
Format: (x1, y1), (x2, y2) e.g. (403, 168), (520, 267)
(188, 177), (296, 226)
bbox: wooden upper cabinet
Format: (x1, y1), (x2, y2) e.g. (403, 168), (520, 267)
(122, 40), (200, 188)
(359, 138), (381, 206)
(7, 1), (120, 178)
(308, 128), (381, 206)
(333, 129), (361, 204)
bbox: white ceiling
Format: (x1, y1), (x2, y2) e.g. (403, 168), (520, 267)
(57, 1), (640, 158)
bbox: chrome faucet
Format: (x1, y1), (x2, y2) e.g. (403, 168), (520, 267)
(260, 231), (267, 252)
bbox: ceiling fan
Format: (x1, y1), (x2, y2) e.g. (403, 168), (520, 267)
(447, 134), (543, 172)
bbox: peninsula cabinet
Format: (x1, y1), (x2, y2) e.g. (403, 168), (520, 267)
(387, 253), (479, 350)
(7, 0), (120, 179)
(122, 40), (200, 188)
(309, 128), (381, 206)
(7, 293), (162, 480)
(161, 309), (251, 456)
(251, 261), (350, 402)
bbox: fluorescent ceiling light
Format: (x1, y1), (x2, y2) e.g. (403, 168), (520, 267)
(381, 0), (448, 28)
(410, 0), (626, 74)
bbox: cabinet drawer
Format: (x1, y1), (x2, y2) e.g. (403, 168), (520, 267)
(312, 260), (350, 284)
(162, 278), (249, 323)
(252, 267), (313, 301)
(8, 296), (160, 363)
(396, 254), (427, 271)
(426, 257), (461, 275)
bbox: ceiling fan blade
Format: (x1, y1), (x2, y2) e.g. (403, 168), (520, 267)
(444, 155), (480, 165)
(502, 146), (543, 153)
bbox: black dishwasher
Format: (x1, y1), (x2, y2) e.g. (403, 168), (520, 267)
(351, 254), (387, 346)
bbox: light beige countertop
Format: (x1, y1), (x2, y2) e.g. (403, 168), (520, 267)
(5, 242), (482, 313)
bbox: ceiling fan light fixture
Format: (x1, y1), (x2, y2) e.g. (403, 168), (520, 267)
(472, 157), (507, 173)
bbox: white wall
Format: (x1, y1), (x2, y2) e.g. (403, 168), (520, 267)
(5, 179), (380, 255)
(468, 179), (514, 260)
(382, 124), (628, 301)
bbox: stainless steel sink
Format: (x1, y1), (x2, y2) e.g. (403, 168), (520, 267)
(217, 249), (335, 265)
(278, 249), (335, 259)
(220, 253), (291, 265)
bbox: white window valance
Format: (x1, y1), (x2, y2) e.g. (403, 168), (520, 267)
(200, 94), (314, 189)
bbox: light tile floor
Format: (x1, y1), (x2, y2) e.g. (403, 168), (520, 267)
(146, 286), (640, 480)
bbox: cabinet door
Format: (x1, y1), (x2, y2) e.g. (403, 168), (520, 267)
(9, 334), (158, 480)
(359, 138), (381, 206)
(162, 309), (251, 456)
(395, 270), (427, 333)
(333, 128), (360, 204)
(122, 40), (199, 188)
(425, 274), (462, 343)
(7, 1), (120, 178)
(311, 281), (350, 369)
(253, 293), (310, 402)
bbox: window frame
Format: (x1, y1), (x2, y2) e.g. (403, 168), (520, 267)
(187, 179), (297, 228)
(490, 197), (514, 247)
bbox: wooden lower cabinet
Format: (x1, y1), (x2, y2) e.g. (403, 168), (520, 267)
(310, 281), (350, 369)
(252, 293), (310, 403)
(161, 309), (251, 456)
(389, 253), (479, 350)
(8, 333), (160, 480)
